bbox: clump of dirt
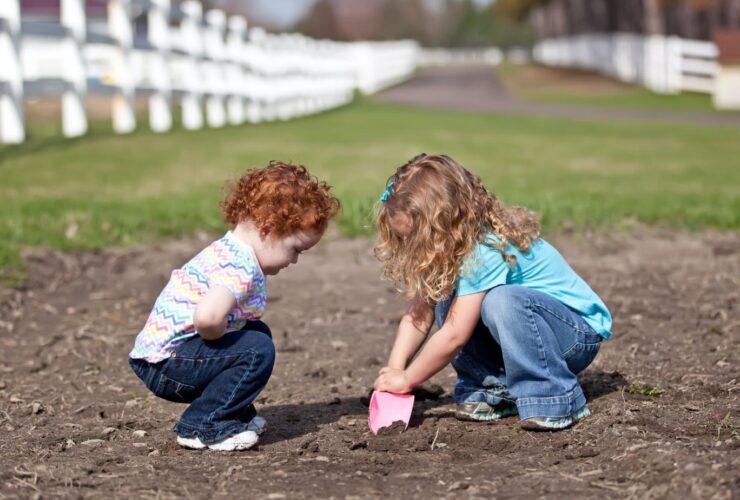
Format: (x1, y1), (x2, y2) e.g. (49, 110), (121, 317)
(376, 420), (407, 436)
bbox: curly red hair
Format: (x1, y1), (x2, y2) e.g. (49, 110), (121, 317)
(221, 161), (340, 238)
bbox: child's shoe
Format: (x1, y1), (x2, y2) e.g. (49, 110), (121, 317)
(207, 430), (260, 451)
(176, 435), (207, 449)
(455, 401), (518, 422)
(520, 405), (590, 432)
(176, 415), (267, 451)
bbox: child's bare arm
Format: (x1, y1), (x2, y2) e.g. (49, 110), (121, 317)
(193, 286), (237, 341)
(387, 298), (435, 370)
(375, 292), (485, 393)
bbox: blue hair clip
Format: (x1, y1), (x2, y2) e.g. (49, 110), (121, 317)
(379, 181), (394, 203)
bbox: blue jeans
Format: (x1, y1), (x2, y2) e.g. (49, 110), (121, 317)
(129, 321), (275, 444)
(436, 285), (602, 420)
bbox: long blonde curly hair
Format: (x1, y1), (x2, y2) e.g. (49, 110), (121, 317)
(374, 154), (541, 303)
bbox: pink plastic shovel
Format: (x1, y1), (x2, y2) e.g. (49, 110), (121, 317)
(368, 391), (415, 435)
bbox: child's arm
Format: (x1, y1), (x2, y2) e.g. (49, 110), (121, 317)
(374, 292), (485, 393)
(193, 285), (237, 341)
(386, 298), (435, 370)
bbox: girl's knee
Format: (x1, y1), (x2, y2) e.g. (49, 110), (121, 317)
(481, 286), (531, 326)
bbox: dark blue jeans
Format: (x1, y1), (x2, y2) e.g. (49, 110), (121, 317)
(129, 321), (275, 444)
(436, 286), (602, 420)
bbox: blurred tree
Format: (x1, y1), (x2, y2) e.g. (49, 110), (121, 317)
(377, 0), (428, 40)
(499, 0), (740, 39)
(449, 0), (536, 47)
(294, 0), (343, 40)
(290, 0), (535, 47)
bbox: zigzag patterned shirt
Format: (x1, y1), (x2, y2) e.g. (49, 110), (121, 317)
(129, 231), (266, 362)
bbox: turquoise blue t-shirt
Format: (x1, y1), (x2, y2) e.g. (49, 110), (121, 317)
(457, 236), (612, 339)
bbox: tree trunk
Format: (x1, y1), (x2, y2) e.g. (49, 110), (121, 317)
(643, 0), (664, 35)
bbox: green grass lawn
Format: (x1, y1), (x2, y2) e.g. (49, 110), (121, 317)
(2, 99), (739, 281)
(497, 64), (729, 113)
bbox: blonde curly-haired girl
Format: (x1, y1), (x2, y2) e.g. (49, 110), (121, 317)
(373, 154), (611, 431)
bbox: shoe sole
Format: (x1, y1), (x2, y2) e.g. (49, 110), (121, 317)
(455, 406), (519, 422)
(177, 438), (206, 450)
(520, 406), (591, 432)
(208, 439), (258, 451)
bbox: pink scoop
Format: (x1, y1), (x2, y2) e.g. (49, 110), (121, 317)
(368, 391), (415, 435)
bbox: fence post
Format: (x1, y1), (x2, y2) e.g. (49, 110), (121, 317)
(61, 0), (88, 138)
(665, 36), (683, 94)
(0, 0), (25, 144)
(245, 27), (266, 124)
(204, 9), (227, 128)
(148, 0), (172, 132)
(226, 15), (247, 126)
(109, 0), (136, 133)
(180, 0), (204, 130)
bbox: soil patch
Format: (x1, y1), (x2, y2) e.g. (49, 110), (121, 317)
(1, 229), (738, 498)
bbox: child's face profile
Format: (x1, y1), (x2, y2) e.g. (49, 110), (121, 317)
(389, 212), (413, 238)
(258, 230), (322, 275)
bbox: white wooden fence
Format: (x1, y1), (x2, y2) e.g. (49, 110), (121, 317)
(419, 48), (504, 67)
(0, 0), (420, 144)
(533, 33), (718, 95)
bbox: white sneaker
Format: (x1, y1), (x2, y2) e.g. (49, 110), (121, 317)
(176, 415), (267, 451)
(207, 430), (260, 451)
(176, 435), (207, 449)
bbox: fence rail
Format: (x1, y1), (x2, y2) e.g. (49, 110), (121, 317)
(533, 33), (718, 96)
(0, 0), (419, 144)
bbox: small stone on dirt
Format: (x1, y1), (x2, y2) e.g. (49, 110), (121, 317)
(132, 430), (147, 437)
(81, 439), (105, 446)
(330, 340), (348, 350)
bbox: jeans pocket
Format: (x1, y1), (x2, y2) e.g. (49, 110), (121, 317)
(154, 373), (198, 403)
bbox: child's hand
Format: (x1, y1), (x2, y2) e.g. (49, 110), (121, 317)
(373, 367), (413, 394)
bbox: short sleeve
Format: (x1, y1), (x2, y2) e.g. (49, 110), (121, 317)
(456, 242), (509, 296)
(209, 261), (255, 302)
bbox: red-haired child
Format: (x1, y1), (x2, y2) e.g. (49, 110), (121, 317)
(129, 161), (340, 451)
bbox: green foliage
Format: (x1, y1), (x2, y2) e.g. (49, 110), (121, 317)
(715, 413), (739, 440)
(449, 0), (536, 48)
(2, 99), (739, 281)
(493, 0), (547, 21)
(626, 381), (664, 398)
(336, 197), (377, 237)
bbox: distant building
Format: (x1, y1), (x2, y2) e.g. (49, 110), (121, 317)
(525, 0), (740, 40)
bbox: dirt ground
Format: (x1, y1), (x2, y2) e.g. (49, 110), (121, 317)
(0, 227), (738, 499)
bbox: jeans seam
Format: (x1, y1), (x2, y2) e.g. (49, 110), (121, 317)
(204, 349), (258, 426)
(174, 352), (257, 361)
(524, 297), (549, 376)
(525, 297), (572, 395)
